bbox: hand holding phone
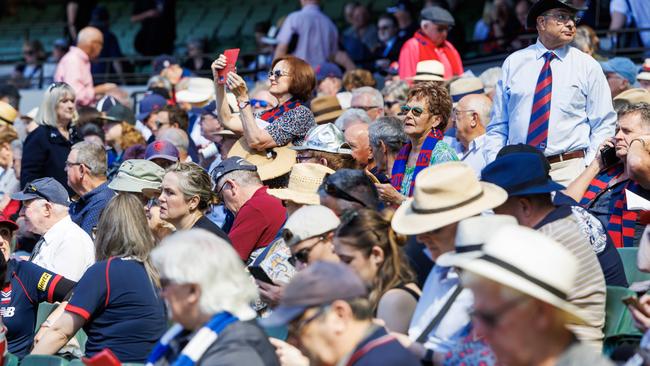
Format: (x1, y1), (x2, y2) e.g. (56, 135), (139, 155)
(600, 145), (620, 168)
(217, 48), (240, 85)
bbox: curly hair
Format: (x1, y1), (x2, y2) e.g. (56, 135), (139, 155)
(334, 208), (417, 312)
(120, 122), (146, 150)
(408, 81), (453, 131)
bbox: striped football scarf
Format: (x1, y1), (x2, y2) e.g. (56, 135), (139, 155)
(390, 128), (443, 196)
(260, 98), (301, 124)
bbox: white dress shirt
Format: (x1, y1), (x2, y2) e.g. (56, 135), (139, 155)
(484, 39), (616, 163)
(31, 215), (95, 281)
(408, 265), (473, 353)
(460, 134), (488, 178)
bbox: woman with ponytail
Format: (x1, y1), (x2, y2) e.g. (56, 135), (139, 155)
(333, 208), (420, 333)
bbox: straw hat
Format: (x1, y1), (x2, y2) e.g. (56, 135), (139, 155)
(638, 58), (650, 82)
(454, 225), (587, 324)
(613, 88), (650, 105)
(0, 101), (17, 125)
(450, 77), (485, 106)
(175, 77), (215, 104)
(391, 162), (508, 235)
(227, 138), (296, 181)
(268, 163), (335, 205)
(311, 96), (344, 125)
(409, 60), (445, 82)
(436, 215), (518, 267)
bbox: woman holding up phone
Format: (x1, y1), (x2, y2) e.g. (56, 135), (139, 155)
(212, 54), (316, 151)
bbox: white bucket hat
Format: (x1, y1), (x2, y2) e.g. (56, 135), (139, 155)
(455, 225), (588, 324)
(409, 60), (445, 82)
(268, 163), (335, 205)
(391, 162), (508, 235)
(436, 214), (518, 267)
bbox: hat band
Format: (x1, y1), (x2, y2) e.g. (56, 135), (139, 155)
(416, 71), (444, 78)
(0, 115), (13, 125)
(314, 106), (342, 115)
(452, 88), (485, 103)
(478, 254), (567, 300)
(411, 190), (484, 214)
(456, 244), (483, 253)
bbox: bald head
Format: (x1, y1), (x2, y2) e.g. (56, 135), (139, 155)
(455, 94), (492, 149)
(77, 27), (104, 60)
(344, 123), (371, 168)
(458, 94), (492, 126)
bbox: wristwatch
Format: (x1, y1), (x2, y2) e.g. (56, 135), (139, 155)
(238, 100), (251, 110)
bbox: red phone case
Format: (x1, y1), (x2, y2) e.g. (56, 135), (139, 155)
(82, 348), (122, 366)
(218, 48), (240, 85)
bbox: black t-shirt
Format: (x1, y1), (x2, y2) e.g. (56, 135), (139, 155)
(193, 215), (230, 243)
(132, 0), (176, 56)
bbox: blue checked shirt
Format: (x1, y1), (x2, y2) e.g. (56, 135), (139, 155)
(484, 39), (616, 164)
(69, 182), (115, 236)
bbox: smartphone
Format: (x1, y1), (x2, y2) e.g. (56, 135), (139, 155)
(217, 48), (240, 85)
(601, 145), (620, 168)
(249, 266), (275, 285)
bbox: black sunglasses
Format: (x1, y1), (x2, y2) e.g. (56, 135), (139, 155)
(324, 180), (367, 207)
(288, 236), (327, 266)
(268, 69), (289, 79)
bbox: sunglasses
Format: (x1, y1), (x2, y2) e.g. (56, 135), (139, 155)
(323, 180), (367, 207)
(400, 105), (425, 117)
(470, 297), (527, 329)
(288, 236), (327, 266)
(384, 100), (400, 109)
(268, 69), (289, 79)
(250, 99), (270, 108)
(544, 12), (580, 24)
(47, 82), (67, 92)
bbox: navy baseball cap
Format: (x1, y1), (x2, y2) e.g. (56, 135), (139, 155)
(210, 156), (257, 187)
(260, 261), (368, 328)
(315, 62), (343, 82)
(201, 101), (218, 118)
(481, 153), (565, 196)
(137, 93), (167, 121)
(12, 177), (70, 206)
(601, 57), (637, 85)
(153, 55), (179, 75)
(145, 140), (180, 162)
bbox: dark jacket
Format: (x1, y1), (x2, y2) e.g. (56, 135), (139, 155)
(21, 125), (80, 195)
(193, 215), (230, 243)
(69, 182), (116, 236)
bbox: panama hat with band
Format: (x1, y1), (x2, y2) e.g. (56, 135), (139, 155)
(311, 95), (344, 125)
(450, 77), (485, 106)
(455, 225), (588, 324)
(391, 162), (508, 235)
(228, 138), (296, 181)
(0, 101), (17, 125)
(268, 163), (335, 205)
(409, 60), (445, 82)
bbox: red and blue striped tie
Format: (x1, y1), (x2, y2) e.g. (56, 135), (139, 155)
(527, 51), (556, 150)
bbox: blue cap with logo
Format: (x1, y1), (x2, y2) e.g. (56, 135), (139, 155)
(137, 93), (167, 122)
(601, 57), (638, 85)
(12, 177), (71, 206)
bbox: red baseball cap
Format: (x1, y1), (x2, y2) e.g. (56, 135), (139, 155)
(0, 214), (17, 231)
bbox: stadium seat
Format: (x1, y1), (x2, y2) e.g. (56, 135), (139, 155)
(35, 303), (59, 331)
(4, 353), (18, 366)
(67, 360), (83, 366)
(603, 285), (643, 355)
(20, 355), (69, 366)
(617, 247), (650, 284)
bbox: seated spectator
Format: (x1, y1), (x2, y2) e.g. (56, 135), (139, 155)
(637, 59), (650, 92)
(158, 162), (229, 242)
(375, 82), (458, 206)
(455, 226), (614, 366)
(32, 194), (167, 362)
(335, 108), (372, 132)
(182, 38), (212, 75)
(67, 141), (115, 235)
(99, 103), (145, 178)
(375, 13), (407, 74)
(381, 80), (409, 117)
(292, 123), (356, 170)
(0, 214), (76, 358)
(389, 162), (507, 362)
(12, 40), (48, 89)
(334, 209), (420, 333)
(344, 123), (373, 170)
(49, 38), (69, 63)
(213, 55), (316, 150)
(152, 55), (184, 87)
(149, 229), (280, 365)
(601, 57), (637, 99)
(482, 153), (608, 348)
(136, 93), (167, 141)
(157, 127), (191, 163)
(152, 105), (200, 162)
(268, 163), (335, 214)
(453, 94), (492, 177)
(262, 261), (421, 365)
(571, 26), (596, 57)
(566, 103), (650, 247)
(12, 178), (94, 281)
(145, 140), (179, 169)
(318, 169), (380, 216)
(351, 87), (385, 121)
(211, 157), (286, 262)
(249, 84), (279, 115)
(369, 116), (408, 181)
(282, 205), (340, 271)
(0, 125), (20, 212)
(315, 62), (343, 97)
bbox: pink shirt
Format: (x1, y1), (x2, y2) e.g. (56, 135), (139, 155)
(54, 46), (94, 106)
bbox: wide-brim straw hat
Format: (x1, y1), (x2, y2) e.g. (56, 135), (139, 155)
(409, 60), (445, 82)
(454, 225), (588, 325)
(228, 138), (296, 181)
(175, 77), (215, 104)
(613, 88), (650, 105)
(311, 95), (344, 125)
(391, 162), (508, 235)
(450, 77), (485, 106)
(0, 101), (17, 124)
(268, 163), (335, 205)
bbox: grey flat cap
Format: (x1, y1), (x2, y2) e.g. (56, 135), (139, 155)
(421, 6), (455, 26)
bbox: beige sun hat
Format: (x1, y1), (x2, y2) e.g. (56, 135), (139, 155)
(409, 60), (445, 82)
(613, 88), (650, 105)
(391, 162), (508, 235)
(228, 138), (296, 181)
(454, 225), (588, 325)
(436, 214), (518, 267)
(311, 95), (344, 125)
(450, 77), (485, 106)
(637, 58), (650, 82)
(0, 101), (17, 125)
(268, 163), (335, 205)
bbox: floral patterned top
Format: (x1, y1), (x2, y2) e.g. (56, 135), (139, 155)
(399, 140), (459, 196)
(443, 335), (498, 366)
(254, 105), (316, 146)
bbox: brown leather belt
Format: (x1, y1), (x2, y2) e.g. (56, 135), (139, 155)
(547, 150), (585, 164)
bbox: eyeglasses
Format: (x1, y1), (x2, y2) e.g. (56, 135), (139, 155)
(470, 297), (528, 329)
(250, 99), (270, 108)
(47, 82), (67, 92)
(216, 180), (231, 200)
(155, 120), (170, 129)
(384, 100), (400, 109)
(296, 154), (315, 163)
(436, 25), (452, 32)
(288, 236), (327, 266)
(268, 69), (289, 79)
(543, 12), (580, 24)
(289, 305), (329, 335)
(65, 161), (86, 169)
(323, 179), (367, 207)
(451, 109), (476, 119)
(146, 197), (160, 209)
(352, 105), (382, 112)
(378, 25), (393, 31)
(400, 105), (425, 117)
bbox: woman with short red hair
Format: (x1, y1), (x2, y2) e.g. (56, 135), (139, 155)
(212, 55), (317, 151)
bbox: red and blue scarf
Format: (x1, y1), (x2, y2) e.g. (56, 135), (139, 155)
(580, 163), (645, 247)
(390, 128), (444, 197)
(260, 99), (302, 124)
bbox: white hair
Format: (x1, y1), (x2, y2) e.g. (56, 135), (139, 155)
(157, 127), (190, 153)
(352, 86), (384, 108)
(152, 229), (258, 320)
(36, 83), (76, 128)
(335, 108), (371, 131)
(479, 67), (502, 94)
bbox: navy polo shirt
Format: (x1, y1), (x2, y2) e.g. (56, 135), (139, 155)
(69, 182), (116, 236)
(3, 259), (74, 358)
(348, 326), (421, 366)
(66, 258), (167, 362)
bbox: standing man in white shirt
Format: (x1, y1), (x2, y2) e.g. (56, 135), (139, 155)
(484, 0), (616, 185)
(12, 177), (95, 281)
(454, 94), (492, 177)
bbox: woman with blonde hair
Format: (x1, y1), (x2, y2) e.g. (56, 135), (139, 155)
(333, 208), (420, 333)
(158, 162), (229, 241)
(21, 82), (81, 193)
(32, 193), (167, 362)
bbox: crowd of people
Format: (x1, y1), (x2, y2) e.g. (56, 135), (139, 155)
(1, 0), (650, 365)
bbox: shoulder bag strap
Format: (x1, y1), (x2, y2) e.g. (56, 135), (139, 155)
(415, 284), (463, 344)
